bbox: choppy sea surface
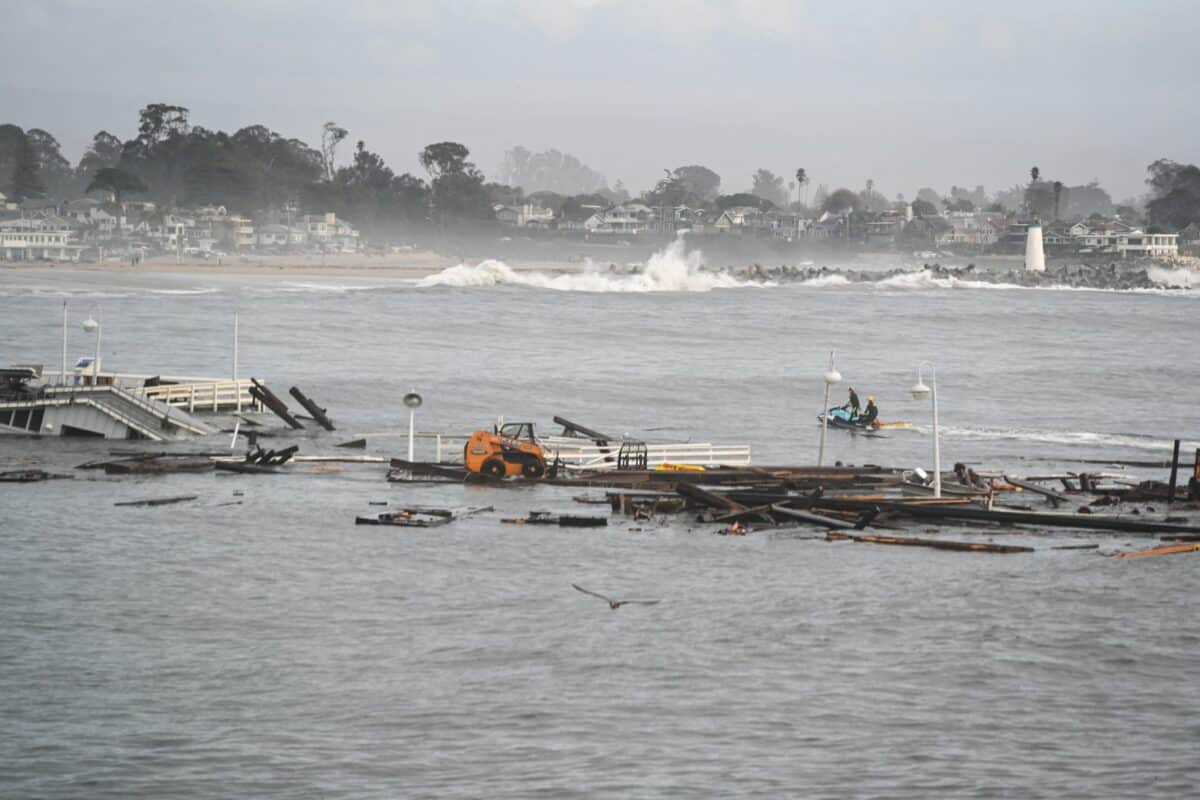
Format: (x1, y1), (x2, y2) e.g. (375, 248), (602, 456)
(1, 249), (1199, 798)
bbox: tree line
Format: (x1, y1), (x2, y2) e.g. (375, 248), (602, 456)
(3, 104), (1200, 236)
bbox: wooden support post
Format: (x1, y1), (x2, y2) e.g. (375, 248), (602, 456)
(1191, 449), (1200, 502)
(288, 386), (335, 431)
(249, 378), (304, 430)
(1167, 439), (1180, 504)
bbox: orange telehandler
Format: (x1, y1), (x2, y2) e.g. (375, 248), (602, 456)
(463, 422), (547, 479)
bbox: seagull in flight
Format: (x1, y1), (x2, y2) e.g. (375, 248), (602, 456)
(572, 584), (661, 610)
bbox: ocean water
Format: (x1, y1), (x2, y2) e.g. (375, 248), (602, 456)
(1, 249), (1199, 798)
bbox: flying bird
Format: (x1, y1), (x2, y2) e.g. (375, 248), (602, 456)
(572, 583), (660, 610)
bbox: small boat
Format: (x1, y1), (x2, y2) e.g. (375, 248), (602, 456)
(819, 407), (886, 436)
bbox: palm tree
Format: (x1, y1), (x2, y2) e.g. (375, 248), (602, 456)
(1030, 166), (1040, 183)
(1052, 180), (1063, 220)
(795, 168), (808, 206)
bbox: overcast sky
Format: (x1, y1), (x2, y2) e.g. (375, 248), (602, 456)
(3, 0), (1198, 201)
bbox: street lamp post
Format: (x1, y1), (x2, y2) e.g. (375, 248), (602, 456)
(403, 389), (423, 462)
(909, 361), (941, 497)
(61, 300), (68, 385)
(816, 351), (842, 469)
(81, 308), (102, 385)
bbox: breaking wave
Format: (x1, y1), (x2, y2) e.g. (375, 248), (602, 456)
(1147, 266), (1200, 288)
(417, 236), (764, 293)
(798, 274), (852, 287)
(873, 271), (1024, 291)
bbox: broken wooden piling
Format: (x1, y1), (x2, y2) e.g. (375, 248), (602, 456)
(249, 378), (304, 430)
(289, 386), (335, 431)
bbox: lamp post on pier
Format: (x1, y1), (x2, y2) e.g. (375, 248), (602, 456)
(81, 307), (102, 385)
(909, 361), (941, 497)
(403, 389), (423, 463)
(816, 351), (842, 469)
(61, 301), (68, 385)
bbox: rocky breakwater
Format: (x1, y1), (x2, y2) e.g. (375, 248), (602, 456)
(729, 262), (1193, 291)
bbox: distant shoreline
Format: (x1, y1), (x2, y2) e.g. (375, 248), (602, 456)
(0, 250), (585, 279)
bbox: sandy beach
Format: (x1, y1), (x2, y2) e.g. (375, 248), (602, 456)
(0, 250), (585, 279)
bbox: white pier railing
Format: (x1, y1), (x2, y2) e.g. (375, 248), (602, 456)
(540, 438), (752, 471)
(372, 432), (752, 470)
(135, 379), (261, 413)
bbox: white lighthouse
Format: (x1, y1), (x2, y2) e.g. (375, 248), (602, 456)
(1025, 222), (1046, 272)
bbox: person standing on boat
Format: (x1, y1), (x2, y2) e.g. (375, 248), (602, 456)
(860, 396), (879, 427)
(845, 387), (861, 420)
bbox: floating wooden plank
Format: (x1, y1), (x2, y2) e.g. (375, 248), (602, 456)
(1114, 542), (1200, 559)
(501, 512), (607, 527)
(103, 457), (213, 475)
(1005, 476), (1071, 507)
(0, 469), (72, 482)
(289, 386), (335, 431)
(114, 495), (198, 508)
(675, 481), (745, 512)
(356, 505), (493, 528)
(335, 438), (367, 449)
(215, 462), (283, 475)
(826, 532), (1034, 554)
(769, 504), (857, 529)
(726, 492), (1200, 536)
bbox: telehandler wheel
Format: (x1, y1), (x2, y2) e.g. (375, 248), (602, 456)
(481, 459), (506, 478)
(522, 460), (545, 479)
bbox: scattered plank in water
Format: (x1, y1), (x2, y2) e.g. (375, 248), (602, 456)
(0, 469), (72, 482)
(114, 495), (199, 508)
(336, 438), (367, 449)
(825, 531), (1034, 553)
(356, 505), (493, 528)
(502, 512), (607, 527)
(1113, 542), (1200, 559)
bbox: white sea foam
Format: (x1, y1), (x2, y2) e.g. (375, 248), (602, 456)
(798, 274), (852, 287)
(1147, 266), (1200, 288)
(873, 270), (1023, 291)
(417, 236), (764, 293)
(933, 424), (1197, 453)
(249, 282), (391, 294)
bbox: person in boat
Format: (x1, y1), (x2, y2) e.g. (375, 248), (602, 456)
(844, 387), (861, 420)
(859, 396), (879, 427)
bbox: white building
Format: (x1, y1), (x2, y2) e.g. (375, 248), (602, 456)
(495, 203), (555, 227)
(1072, 223), (1178, 258)
(0, 218), (82, 261)
(584, 203), (653, 234)
(299, 212), (360, 252)
(936, 211), (1002, 247)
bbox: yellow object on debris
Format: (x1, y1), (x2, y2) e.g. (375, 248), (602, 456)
(655, 463), (706, 472)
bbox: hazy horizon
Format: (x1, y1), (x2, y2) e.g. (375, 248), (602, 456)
(3, 0), (1198, 202)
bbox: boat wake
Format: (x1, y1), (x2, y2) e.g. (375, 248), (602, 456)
(931, 424), (1197, 453)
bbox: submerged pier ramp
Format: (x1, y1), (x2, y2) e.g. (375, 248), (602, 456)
(0, 385), (214, 440)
